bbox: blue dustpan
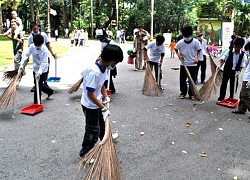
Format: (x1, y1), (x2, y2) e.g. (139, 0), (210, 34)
(46, 56), (61, 82)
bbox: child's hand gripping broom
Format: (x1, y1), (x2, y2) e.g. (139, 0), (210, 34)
(76, 102), (122, 180)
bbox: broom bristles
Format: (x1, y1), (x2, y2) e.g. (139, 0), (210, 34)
(142, 65), (162, 97)
(2, 69), (18, 84)
(199, 69), (219, 102)
(183, 64), (201, 100)
(0, 72), (21, 109)
(75, 117), (122, 180)
(68, 77), (83, 94)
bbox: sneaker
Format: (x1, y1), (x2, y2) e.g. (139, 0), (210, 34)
(112, 132), (119, 140)
(195, 79), (198, 85)
(30, 86), (35, 92)
(216, 101), (221, 105)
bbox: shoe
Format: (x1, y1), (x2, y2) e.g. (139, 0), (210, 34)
(189, 96), (195, 100)
(195, 79), (198, 85)
(232, 110), (245, 114)
(30, 86), (35, 92)
(112, 132), (119, 140)
(216, 101), (221, 105)
(201, 81), (206, 84)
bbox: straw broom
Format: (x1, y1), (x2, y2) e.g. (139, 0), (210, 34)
(2, 69), (18, 84)
(76, 117), (121, 180)
(198, 69), (219, 102)
(0, 71), (21, 109)
(142, 65), (162, 96)
(68, 77), (83, 94)
(182, 63), (201, 101)
(207, 49), (223, 86)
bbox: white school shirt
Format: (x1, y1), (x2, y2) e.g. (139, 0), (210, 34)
(28, 32), (50, 47)
(175, 38), (201, 66)
(243, 60), (250, 81)
(20, 44), (49, 74)
(197, 38), (207, 61)
(144, 41), (165, 63)
(81, 61), (108, 109)
(220, 49), (245, 70)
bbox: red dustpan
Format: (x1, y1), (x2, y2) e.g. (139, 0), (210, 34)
(218, 72), (239, 108)
(20, 77), (44, 115)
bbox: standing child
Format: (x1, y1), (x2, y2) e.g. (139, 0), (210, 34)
(169, 39), (176, 58)
(19, 34), (54, 103)
(143, 35), (165, 89)
(232, 42), (250, 115)
(79, 44), (123, 157)
(175, 26), (201, 100)
(217, 38), (246, 104)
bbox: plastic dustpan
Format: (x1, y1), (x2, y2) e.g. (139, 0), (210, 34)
(20, 77), (44, 115)
(46, 55), (61, 82)
(46, 77), (61, 82)
(20, 104), (44, 115)
(219, 98), (239, 108)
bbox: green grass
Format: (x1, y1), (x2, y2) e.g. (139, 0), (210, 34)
(0, 37), (68, 66)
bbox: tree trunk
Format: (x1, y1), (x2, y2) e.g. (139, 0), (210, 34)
(0, 3), (3, 33)
(29, 0), (35, 22)
(35, 0), (40, 25)
(63, 1), (68, 28)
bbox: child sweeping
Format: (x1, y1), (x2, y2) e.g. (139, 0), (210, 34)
(19, 34), (54, 103)
(232, 42), (250, 116)
(217, 38), (246, 104)
(79, 44), (123, 157)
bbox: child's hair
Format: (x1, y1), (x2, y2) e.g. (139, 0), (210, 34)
(231, 35), (236, 40)
(101, 44), (123, 63)
(234, 38), (244, 47)
(181, 26), (193, 37)
(245, 42), (250, 51)
(33, 34), (44, 46)
(156, 35), (165, 45)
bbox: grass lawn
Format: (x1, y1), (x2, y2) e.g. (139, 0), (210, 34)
(0, 36), (68, 67)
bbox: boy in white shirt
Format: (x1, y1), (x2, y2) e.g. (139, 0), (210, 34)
(19, 35), (54, 103)
(79, 44), (123, 157)
(175, 26), (201, 100)
(143, 35), (165, 89)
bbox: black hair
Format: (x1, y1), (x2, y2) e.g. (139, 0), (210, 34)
(156, 35), (165, 45)
(30, 22), (38, 30)
(245, 42), (250, 51)
(231, 35), (236, 39)
(33, 34), (44, 46)
(101, 44), (123, 63)
(181, 26), (193, 37)
(234, 38), (244, 47)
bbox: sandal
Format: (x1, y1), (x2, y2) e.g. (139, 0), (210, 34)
(232, 110), (245, 114)
(179, 95), (185, 99)
(189, 96), (195, 100)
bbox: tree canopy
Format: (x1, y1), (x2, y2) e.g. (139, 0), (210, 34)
(1, 0), (250, 38)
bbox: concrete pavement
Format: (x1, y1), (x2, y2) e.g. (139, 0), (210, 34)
(1, 39), (250, 180)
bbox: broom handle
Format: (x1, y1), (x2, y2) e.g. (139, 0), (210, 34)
(35, 77), (40, 105)
(107, 70), (110, 90)
(157, 66), (160, 86)
(54, 55), (57, 77)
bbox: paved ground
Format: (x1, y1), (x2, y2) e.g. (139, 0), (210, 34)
(1, 39), (250, 180)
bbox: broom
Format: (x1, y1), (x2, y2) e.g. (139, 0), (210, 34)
(68, 77), (83, 94)
(76, 116), (122, 180)
(207, 49), (223, 86)
(2, 62), (28, 84)
(198, 69), (219, 102)
(182, 63), (201, 101)
(142, 65), (162, 96)
(0, 71), (21, 109)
